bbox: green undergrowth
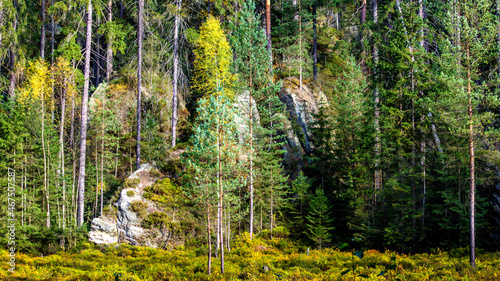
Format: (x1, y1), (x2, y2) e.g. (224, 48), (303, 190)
(1, 235), (499, 280)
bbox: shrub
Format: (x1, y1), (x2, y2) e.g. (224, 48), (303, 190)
(149, 168), (162, 178)
(126, 190), (135, 197)
(129, 201), (148, 218)
(141, 211), (170, 229)
(123, 178), (140, 189)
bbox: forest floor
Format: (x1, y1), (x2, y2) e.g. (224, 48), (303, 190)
(0, 234), (499, 280)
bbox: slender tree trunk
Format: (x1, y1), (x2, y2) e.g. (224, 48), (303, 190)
(249, 89), (254, 239)
(218, 108), (224, 274)
(207, 203), (212, 275)
(312, 4), (317, 81)
(171, 0), (181, 147)
(0, 1), (3, 53)
(298, 0), (302, 91)
(467, 46), (476, 268)
(266, 0), (272, 68)
(106, 0), (113, 82)
(8, 0), (17, 99)
(373, 0), (382, 206)
(100, 99), (105, 217)
(136, 0), (144, 169)
(50, 0), (55, 123)
(42, 87), (50, 228)
(60, 77), (67, 229)
(77, 0), (93, 227)
(41, 0), (45, 59)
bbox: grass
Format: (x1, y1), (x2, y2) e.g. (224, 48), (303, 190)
(0, 235), (499, 280)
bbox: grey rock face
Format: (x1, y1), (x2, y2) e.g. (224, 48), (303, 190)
(89, 163), (164, 247)
(279, 79), (327, 176)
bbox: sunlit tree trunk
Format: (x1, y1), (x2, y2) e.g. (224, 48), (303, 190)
(136, 0), (143, 169)
(41, 0), (45, 59)
(77, 0), (93, 227)
(106, 0), (113, 82)
(171, 0), (181, 147)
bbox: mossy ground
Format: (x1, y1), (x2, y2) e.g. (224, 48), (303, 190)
(1, 234), (499, 280)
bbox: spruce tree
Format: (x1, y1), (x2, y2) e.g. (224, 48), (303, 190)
(306, 188), (334, 249)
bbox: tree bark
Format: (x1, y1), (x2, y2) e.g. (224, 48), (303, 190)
(373, 0), (382, 205)
(41, 0), (45, 59)
(171, 0), (181, 147)
(312, 3), (317, 81)
(265, 0), (272, 69)
(77, 0), (93, 227)
(249, 88), (254, 240)
(106, 0), (113, 82)
(8, 0), (17, 99)
(42, 83), (50, 228)
(60, 77), (67, 229)
(467, 46), (476, 268)
(136, 0), (143, 169)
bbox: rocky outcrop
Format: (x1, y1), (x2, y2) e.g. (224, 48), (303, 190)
(89, 164), (168, 248)
(234, 91), (260, 144)
(279, 78), (328, 175)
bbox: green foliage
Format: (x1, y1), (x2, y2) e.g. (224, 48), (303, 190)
(123, 178), (140, 190)
(306, 188), (334, 249)
(141, 211), (170, 229)
(130, 201), (148, 218)
(2, 239), (500, 280)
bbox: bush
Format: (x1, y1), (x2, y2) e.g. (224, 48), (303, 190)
(129, 201), (148, 218)
(126, 190), (135, 197)
(123, 178), (140, 189)
(149, 168), (162, 178)
(141, 212), (170, 229)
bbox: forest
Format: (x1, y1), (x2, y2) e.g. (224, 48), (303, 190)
(1, 0), (500, 279)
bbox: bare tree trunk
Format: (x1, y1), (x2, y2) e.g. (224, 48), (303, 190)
(77, 0), (93, 227)
(218, 109), (225, 274)
(136, 0), (143, 169)
(266, 0), (272, 69)
(207, 203), (212, 275)
(41, 0), (45, 59)
(42, 87), (50, 228)
(60, 77), (67, 229)
(312, 3), (317, 81)
(171, 0), (181, 147)
(373, 0), (382, 207)
(298, 0), (302, 91)
(467, 47), (476, 268)
(106, 0), (113, 82)
(100, 98), (105, 217)
(249, 88), (254, 239)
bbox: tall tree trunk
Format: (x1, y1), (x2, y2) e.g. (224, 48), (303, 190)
(50, 0), (55, 123)
(312, 3), (317, 81)
(265, 0), (272, 69)
(100, 98), (105, 217)
(373, 0), (382, 207)
(60, 77), (67, 229)
(467, 46), (476, 268)
(249, 88), (254, 239)
(77, 0), (93, 227)
(41, 0), (45, 59)
(298, 0), (302, 91)
(218, 104), (225, 274)
(171, 0), (181, 147)
(136, 0), (143, 170)
(42, 88), (50, 228)
(8, 0), (17, 99)
(207, 202), (212, 275)
(106, 0), (113, 82)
